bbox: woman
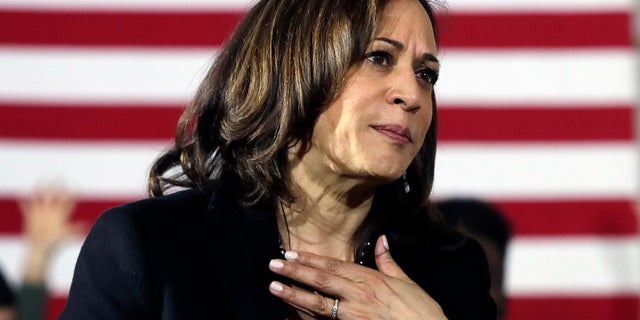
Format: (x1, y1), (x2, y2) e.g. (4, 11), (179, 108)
(59, 0), (496, 319)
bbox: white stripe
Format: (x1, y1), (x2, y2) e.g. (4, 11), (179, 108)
(0, 0), (630, 12)
(436, 49), (636, 106)
(0, 140), (167, 198)
(433, 142), (637, 199)
(505, 236), (640, 295)
(0, 47), (214, 104)
(1, 235), (638, 296)
(0, 236), (81, 296)
(0, 141), (635, 199)
(0, 47), (633, 106)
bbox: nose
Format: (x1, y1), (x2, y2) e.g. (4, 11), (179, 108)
(385, 69), (424, 112)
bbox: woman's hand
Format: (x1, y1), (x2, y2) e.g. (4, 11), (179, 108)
(268, 235), (447, 319)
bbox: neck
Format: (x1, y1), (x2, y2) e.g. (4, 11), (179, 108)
(278, 149), (376, 261)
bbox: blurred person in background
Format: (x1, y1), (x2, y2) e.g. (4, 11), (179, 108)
(0, 186), (83, 320)
(436, 198), (512, 319)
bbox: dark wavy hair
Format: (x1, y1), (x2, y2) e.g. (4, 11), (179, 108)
(149, 0), (444, 252)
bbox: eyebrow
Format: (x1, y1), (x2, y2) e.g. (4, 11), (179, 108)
(374, 37), (440, 65)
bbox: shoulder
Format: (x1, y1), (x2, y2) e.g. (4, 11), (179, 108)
(105, 187), (211, 220)
(60, 188), (217, 318)
(76, 187), (216, 280)
(78, 187), (213, 263)
(78, 188), (220, 271)
(93, 188), (212, 234)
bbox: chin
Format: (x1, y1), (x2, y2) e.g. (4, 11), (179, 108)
(365, 166), (406, 183)
(369, 159), (411, 179)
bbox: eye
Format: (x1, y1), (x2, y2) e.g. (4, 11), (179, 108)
(365, 51), (393, 66)
(416, 68), (438, 85)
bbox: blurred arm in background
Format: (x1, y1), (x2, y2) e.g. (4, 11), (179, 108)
(17, 186), (84, 320)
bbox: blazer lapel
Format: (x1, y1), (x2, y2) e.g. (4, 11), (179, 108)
(204, 180), (285, 319)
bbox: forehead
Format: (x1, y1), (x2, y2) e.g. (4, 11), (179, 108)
(376, 0), (435, 47)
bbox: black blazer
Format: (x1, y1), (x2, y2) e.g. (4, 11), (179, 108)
(59, 183), (496, 319)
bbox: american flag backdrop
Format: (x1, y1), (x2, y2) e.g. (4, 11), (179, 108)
(0, 0), (637, 319)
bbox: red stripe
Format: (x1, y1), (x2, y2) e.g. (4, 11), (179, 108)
(438, 105), (634, 142)
(0, 10), (631, 48)
(505, 295), (639, 320)
(46, 296), (66, 320)
(494, 199), (638, 236)
(0, 103), (633, 142)
(439, 12), (633, 48)
(0, 197), (134, 235)
(0, 10), (244, 47)
(46, 293), (640, 320)
(0, 103), (180, 141)
(0, 197), (636, 236)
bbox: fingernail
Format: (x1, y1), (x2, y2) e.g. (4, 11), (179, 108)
(270, 281), (284, 292)
(284, 251), (299, 260)
(269, 259), (284, 270)
(382, 235), (389, 250)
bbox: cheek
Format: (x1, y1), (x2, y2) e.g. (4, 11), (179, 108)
(311, 101), (353, 154)
(319, 96), (366, 139)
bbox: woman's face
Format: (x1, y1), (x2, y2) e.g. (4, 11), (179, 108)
(307, 0), (438, 184)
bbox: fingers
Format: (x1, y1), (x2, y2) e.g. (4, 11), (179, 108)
(269, 239), (446, 319)
(268, 249), (391, 318)
(19, 185), (77, 218)
(279, 250), (368, 283)
(269, 280), (340, 319)
(268, 257), (353, 299)
(374, 235), (410, 280)
(19, 184), (80, 254)
(269, 237), (411, 298)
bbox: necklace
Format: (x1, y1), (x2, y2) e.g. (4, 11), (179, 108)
(276, 238), (372, 265)
(279, 201), (293, 256)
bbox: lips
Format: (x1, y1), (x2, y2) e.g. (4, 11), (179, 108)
(371, 124), (413, 144)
